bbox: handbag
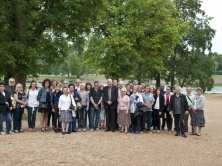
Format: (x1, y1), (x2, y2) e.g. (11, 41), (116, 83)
(11, 95), (16, 109)
(69, 95), (76, 117)
(76, 102), (82, 110)
(39, 102), (47, 109)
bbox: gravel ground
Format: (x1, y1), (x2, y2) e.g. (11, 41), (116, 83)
(0, 94), (222, 166)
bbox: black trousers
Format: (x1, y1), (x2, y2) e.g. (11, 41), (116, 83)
(130, 113), (136, 131)
(136, 115), (141, 131)
(27, 107), (38, 129)
(174, 114), (185, 135)
(166, 111), (173, 131)
(153, 109), (160, 130)
(47, 111), (54, 127)
(53, 108), (61, 129)
(105, 108), (117, 130)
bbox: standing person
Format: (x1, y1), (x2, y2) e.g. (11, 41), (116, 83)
(89, 81), (103, 131)
(103, 79), (118, 132)
(75, 79), (81, 92)
(191, 88), (206, 136)
(51, 83), (62, 133)
(152, 88), (164, 134)
(79, 83), (89, 132)
(118, 81), (124, 97)
(169, 87), (189, 138)
(5, 78), (16, 96)
(160, 84), (166, 96)
(99, 85), (105, 130)
(59, 87), (76, 135)
(140, 82), (146, 93)
(142, 86), (155, 133)
(117, 88), (130, 133)
(133, 79), (139, 87)
(26, 81), (39, 132)
(112, 80), (118, 86)
(13, 83), (27, 133)
(126, 84), (133, 97)
(163, 86), (174, 133)
(185, 87), (195, 133)
(150, 87), (156, 95)
(51, 80), (57, 92)
(37, 79), (52, 132)
(63, 80), (69, 88)
(130, 86), (143, 134)
(85, 83), (92, 129)
(0, 82), (13, 135)
(68, 84), (81, 132)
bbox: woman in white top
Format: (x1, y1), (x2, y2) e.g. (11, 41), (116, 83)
(59, 87), (76, 135)
(26, 81), (39, 132)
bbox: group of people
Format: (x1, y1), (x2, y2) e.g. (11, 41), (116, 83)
(0, 78), (206, 137)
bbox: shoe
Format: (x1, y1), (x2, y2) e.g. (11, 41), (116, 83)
(90, 129), (94, 132)
(78, 129), (81, 132)
(148, 131), (153, 134)
(175, 133), (180, 136)
(96, 128), (100, 131)
(0, 132), (5, 135)
(41, 128), (45, 132)
(157, 130), (160, 134)
(105, 129), (110, 132)
(197, 134), (201, 136)
(14, 130), (19, 133)
(134, 131), (140, 134)
(168, 131), (172, 134)
(18, 130), (24, 133)
(62, 132), (66, 135)
(182, 134), (187, 138)
(54, 129), (58, 133)
(191, 133), (197, 135)
(82, 128), (87, 132)
(66, 132), (71, 134)
(125, 131), (128, 134)
(6, 131), (14, 135)
(153, 130), (156, 133)
(140, 131), (143, 134)
(72, 130), (77, 132)
(161, 128), (165, 130)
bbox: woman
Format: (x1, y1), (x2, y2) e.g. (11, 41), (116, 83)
(150, 87), (156, 95)
(191, 87), (206, 136)
(117, 88), (130, 133)
(130, 86), (143, 134)
(37, 79), (52, 132)
(68, 84), (81, 132)
(26, 81), (39, 132)
(153, 88), (164, 134)
(59, 87), (76, 135)
(51, 83), (62, 133)
(85, 82), (92, 129)
(78, 83), (89, 132)
(99, 85), (105, 129)
(13, 83), (27, 133)
(126, 84), (133, 97)
(51, 80), (57, 92)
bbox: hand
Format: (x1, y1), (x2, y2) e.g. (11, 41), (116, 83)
(86, 107), (89, 111)
(185, 111), (189, 115)
(117, 110), (119, 114)
(159, 112), (162, 115)
(5, 102), (9, 106)
(52, 109), (55, 113)
(59, 111), (61, 115)
(9, 107), (12, 111)
(75, 97), (79, 100)
(126, 111), (128, 115)
(107, 101), (112, 105)
(147, 105), (151, 110)
(169, 111), (172, 115)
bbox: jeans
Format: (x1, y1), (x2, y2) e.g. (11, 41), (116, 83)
(146, 111), (152, 131)
(174, 113), (185, 135)
(90, 107), (101, 130)
(130, 113), (136, 131)
(68, 117), (76, 132)
(78, 106), (86, 129)
(136, 115), (141, 131)
(27, 107), (38, 129)
(13, 107), (24, 131)
(0, 111), (12, 132)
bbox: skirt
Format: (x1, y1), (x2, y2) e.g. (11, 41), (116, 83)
(38, 102), (52, 113)
(117, 110), (131, 126)
(59, 110), (72, 122)
(191, 110), (205, 127)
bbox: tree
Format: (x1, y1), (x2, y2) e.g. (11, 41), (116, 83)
(0, 0), (104, 86)
(68, 53), (82, 78)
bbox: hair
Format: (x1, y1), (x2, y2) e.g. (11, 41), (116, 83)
(51, 79), (57, 86)
(80, 83), (85, 87)
(0, 82), (5, 86)
(85, 82), (92, 91)
(196, 87), (203, 93)
(94, 81), (99, 85)
(125, 83), (130, 88)
(56, 82), (61, 87)
(145, 85), (150, 88)
(155, 87), (161, 95)
(62, 87), (68, 92)
(15, 83), (23, 92)
(99, 84), (104, 88)
(29, 80), (38, 89)
(118, 81), (123, 85)
(75, 79), (81, 82)
(150, 86), (156, 94)
(121, 88), (126, 92)
(175, 86), (181, 91)
(42, 79), (51, 87)
(63, 80), (69, 84)
(68, 84), (75, 89)
(107, 79), (112, 82)
(140, 81), (144, 84)
(133, 86), (138, 90)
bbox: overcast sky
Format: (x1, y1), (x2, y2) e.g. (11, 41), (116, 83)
(201, 0), (222, 54)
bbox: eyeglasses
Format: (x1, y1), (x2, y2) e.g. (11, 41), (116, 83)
(18, 86), (23, 88)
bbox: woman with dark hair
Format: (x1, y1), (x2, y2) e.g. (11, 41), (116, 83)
(37, 79), (52, 132)
(126, 84), (133, 97)
(26, 81), (39, 132)
(85, 82), (92, 129)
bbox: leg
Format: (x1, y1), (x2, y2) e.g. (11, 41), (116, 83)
(166, 111), (173, 131)
(13, 108), (20, 131)
(184, 112), (189, 132)
(47, 112), (51, 127)
(62, 122), (66, 132)
(27, 107), (32, 129)
(130, 113), (135, 131)
(32, 108), (37, 129)
(110, 109), (116, 131)
(147, 112), (152, 131)
(66, 122), (69, 132)
(53, 109), (59, 131)
(179, 114), (185, 135)
(136, 115), (141, 132)
(78, 109), (83, 129)
(18, 108), (24, 131)
(141, 111), (147, 131)
(95, 109), (101, 130)
(105, 109), (111, 130)
(90, 107), (95, 130)
(44, 112), (49, 129)
(72, 117), (76, 131)
(152, 109), (157, 130)
(156, 110), (160, 130)
(0, 112), (3, 132)
(82, 107), (86, 129)
(174, 114), (180, 134)
(5, 111), (12, 133)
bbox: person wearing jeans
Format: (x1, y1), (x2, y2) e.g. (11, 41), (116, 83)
(89, 81), (103, 131)
(0, 82), (13, 135)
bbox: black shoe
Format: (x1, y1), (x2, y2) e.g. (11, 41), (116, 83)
(105, 129), (110, 132)
(182, 134), (187, 138)
(66, 132), (71, 134)
(184, 130), (188, 132)
(111, 129), (115, 132)
(54, 129), (58, 133)
(161, 128), (165, 130)
(175, 133), (180, 136)
(62, 132), (65, 135)
(72, 130), (77, 132)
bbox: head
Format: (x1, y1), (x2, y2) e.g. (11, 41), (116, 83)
(94, 81), (99, 89)
(137, 85), (142, 93)
(51, 80), (57, 87)
(175, 86), (181, 95)
(133, 79), (138, 86)
(118, 81), (123, 89)
(85, 83), (92, 91)
(107, 79), (112, 87)
(133, 86), (138, 94)
(55, 83), (61, 91)
(160, 84), (165, 91)
(140, 82), (145, 89)
(68, 84), (75, 92)
(145, 85), (150, 93)
(125, 84), (131, 91)
(150, 87), (155, 94)
(196, 87), (203, 96)
(75, 79), (81, 87)
(16, 83), (23, 92)
(42, 79), (51, 88)
(121, 88), (126, 96)
(8, 78), (15, 86)
(129, 83), (133, 88)
(156, 88), (161, 96)
(112, 80), (117, 86)
(186, 86), (192, 94)
(172, 87), (176, 93)
(29, 81), (38, 90)
(99, 85), (104, 91)
(63, 80), (69, 88)
(62, 87), (69, 95)
(0, 82), (6, 91)
(80, 83), (85, 91)
(166, 86), (171, 94)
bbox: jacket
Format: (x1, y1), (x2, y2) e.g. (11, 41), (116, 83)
(37, 87), (53, 103)
(153, 94), (164, 113)
(0, 91), (12, 112)
(103, 86), (119, 110)
(169, 93), (189, 114)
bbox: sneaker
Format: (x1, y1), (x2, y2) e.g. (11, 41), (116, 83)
(148, 131), (153, 134)
(157, 130), (160, 134)
(96, 128), (100, 131)
(82, 128), (87, 132)
(78, 129), (81, 132)
(0, 132), (5, 135)
(90, 129), (94, 132)
(6, 131), (14, 135)
(153, 130), (157, 133)
(168, 131), (172, 134)
(134, 131), (140, 134)
(140, 131), (144, 134)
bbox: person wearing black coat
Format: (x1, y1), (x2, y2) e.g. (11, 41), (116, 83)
(103, 79), (119, 132)
(169, 87), (189, 138)
(152, 88), (164, 133)
(0, 82), (13, 135)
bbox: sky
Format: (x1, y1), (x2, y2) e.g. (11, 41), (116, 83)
(201, 0), (222, 54)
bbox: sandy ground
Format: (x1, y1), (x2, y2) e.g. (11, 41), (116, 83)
(0, 94), (222, 166)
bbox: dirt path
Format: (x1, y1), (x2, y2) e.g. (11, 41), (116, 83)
(1, 94), (222, 166)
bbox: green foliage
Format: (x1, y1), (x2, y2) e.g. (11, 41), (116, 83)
(68, 53), (82, 77)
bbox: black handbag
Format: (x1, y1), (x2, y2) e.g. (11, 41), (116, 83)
(39, 102), (47, 109)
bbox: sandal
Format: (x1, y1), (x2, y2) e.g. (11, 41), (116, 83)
(45, 128), (50, 132)
(41, 128), (45, 132)
(197, 134), (201, 136)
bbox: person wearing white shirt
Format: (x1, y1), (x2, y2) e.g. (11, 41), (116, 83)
(75, 79), (81, 92)
(26, 81), (39, 132)
(59, 87), (76, 135)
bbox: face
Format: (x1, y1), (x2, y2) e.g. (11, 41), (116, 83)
(133, 88), (137, 94)
(0, 84), (5, 91)
(141, 83), (145, 88)
(145, 86), (150, 93)
(69, 86), (74, 92)
(129, 83), (132, 87)
(63, 88), (68, 94)
(121, 90), (126, 96)
(100, 86), (104, 91)
(126, 85), (130, 91)
(175, 88), (181, 95)
(107, 80), (112, 87)
(186, 87), (192, 94)
(94, 83), (99, 89)
(17, 85), (23, 91)
(63, 82), (68, 87)
(160, 85), (164, 90)
(156, 89), (160, 95)
(45, 81), (49, 87)
(87, 84), (91, 90)
(112, 80), (117, 86)
(134, 80), (138, 85)
(55, 85), (61, 91)
(118, 83), (123, 89)
(166, 87), (171, 93)
(31, 82), (37, 89)
(137, 87), (142, 93)
(76, 80), (80, 87)
(9, 79), (15, 86)
(80, 85), (85, 90)
(196, 89), (202, 95)
(52, 81), (57, 87)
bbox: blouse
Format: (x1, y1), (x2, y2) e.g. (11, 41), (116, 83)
(27, 89), (39, 107)
(58, 94), (76, 110)
(118, 95), (130, 110)
(192, 95), (206, 111)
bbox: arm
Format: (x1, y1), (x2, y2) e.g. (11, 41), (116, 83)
(71, 95), (76, 111)
(169, 95), (174, 115)
(126, 96), (130, 114)
(14, 93), (26, 105)
(51, 92), (55, 111)
(37, 88), (42, 101)
(75, 91), (81, 102)
(197, 96), (206, 110)
(111, 87), (118, 103)
(103, 87), (108, 103)
(58, 95), (62, 114)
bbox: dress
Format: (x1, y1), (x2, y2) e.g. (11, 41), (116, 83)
(191, 95), (205, 127)
(59, 110), (72, 123)
(39, 91), (52, 113)
(117, 95), (131, 126)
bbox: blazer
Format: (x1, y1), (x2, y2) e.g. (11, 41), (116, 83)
(0, 91), (12, 112)
(169, 93), (189, 114)
(103, 85), (119, 110)
(153, 94), (164, 113)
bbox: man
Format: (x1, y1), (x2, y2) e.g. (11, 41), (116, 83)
(5, 78), (16, 96)
(142, 86), (155, 133)
(0, 82), (14, 135)
(184, 87), (195, 133)
(103, 79), (119, 132)
(160, 84), (166, 96)
(133, 79), (139, 87)
(63, 80), (69, 88)
(112, 80), (118, 86)
(118, 81), (124, 97)
(169, 87), (189, 138)
(140, 82), (146, 93)
(75, 79), (81, 92)
(89, 81), (103, 131)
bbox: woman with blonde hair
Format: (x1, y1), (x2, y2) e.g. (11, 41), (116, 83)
(13, 83), (27, 133)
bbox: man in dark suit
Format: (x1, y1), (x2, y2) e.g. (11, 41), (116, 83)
(0, 82), (13, 135)
(103, 79), (118, 132)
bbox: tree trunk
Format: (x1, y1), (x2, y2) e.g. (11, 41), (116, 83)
(155, 73), (161, 88)
(5, 73), (27, 89)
